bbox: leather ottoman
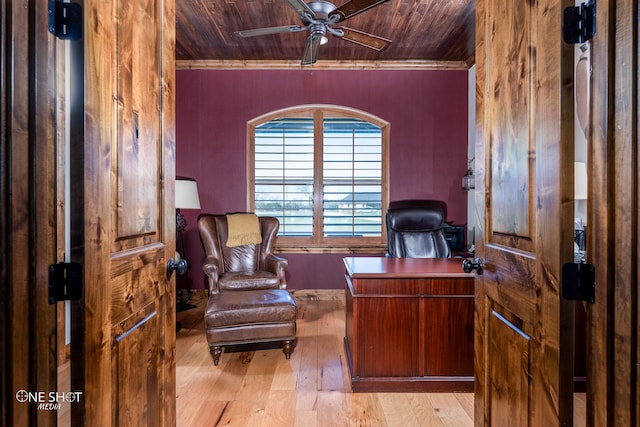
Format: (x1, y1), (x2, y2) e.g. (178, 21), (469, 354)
(204, 289), (297, 365)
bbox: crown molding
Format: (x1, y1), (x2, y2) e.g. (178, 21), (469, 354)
(175, 59), (471, 71)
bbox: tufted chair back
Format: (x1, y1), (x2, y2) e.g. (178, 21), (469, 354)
(386, 200), (451, 258)
(198, 214), (288, 293)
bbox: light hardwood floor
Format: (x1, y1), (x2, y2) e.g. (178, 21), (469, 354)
(58, 289), (586, 426)
(175, 290), (474, 427)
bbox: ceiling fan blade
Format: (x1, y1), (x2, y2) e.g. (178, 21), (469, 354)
(339, 27), (391, 51)
(329, 0), (390, 22)
(235, 25), (306, 38)
(283, 0), (316, 19)
(301, 34), (322, 65)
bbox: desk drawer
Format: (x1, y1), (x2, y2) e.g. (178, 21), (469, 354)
(350, 277), (474, 296)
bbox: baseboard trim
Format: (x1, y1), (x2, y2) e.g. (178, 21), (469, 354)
(183, 288), (344, 302)
(290, 289), (344, 301)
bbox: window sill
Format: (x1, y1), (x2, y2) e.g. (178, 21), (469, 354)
(274, 244), (387, 255)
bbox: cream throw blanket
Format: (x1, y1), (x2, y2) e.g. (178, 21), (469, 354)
(226, 213), (262, 247)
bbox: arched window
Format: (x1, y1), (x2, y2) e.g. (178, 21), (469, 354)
(247, 105), (389, 252)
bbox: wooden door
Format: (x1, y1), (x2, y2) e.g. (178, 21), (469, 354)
(474, 0), (575, 425)
(69, 0), (177, 425)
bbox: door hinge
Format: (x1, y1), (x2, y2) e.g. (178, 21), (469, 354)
(562, 261), (595, 304)
(49, 262), (83, 304)
(563, 0), (596, 44)
(48, 0), (82, 40)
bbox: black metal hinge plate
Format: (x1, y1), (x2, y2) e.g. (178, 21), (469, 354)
(49, 262), (83, 304)
(48, 0), (82, 40)
(562, 262), (595, 303)
(563, 0), (596, 44)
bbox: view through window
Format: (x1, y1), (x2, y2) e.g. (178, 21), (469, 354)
(249, 106), (389, 250)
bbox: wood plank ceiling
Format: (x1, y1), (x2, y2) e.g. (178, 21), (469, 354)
(175, 0), (476, 68)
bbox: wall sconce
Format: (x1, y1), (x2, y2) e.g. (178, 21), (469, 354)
(462, 157), (475, 191)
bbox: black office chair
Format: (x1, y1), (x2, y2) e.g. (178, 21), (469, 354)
(385, 200), (451, 258)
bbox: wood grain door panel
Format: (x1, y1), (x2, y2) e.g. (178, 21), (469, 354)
(475, 0), (574, 424)
(72, 0), (176, 424)
(488, 308), (531, 427)
(115, 0), (163, 249)
(112, 302), (161, 425)
(486, 0), (535, 252)
(110, 245), (165, 325)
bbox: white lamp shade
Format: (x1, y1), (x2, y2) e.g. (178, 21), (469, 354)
(175, 178), (201, 209)
(574, 162), (588, 200)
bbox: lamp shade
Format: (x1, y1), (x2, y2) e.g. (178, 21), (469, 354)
(175, 177), (201, 209)
(574, 162), (588, 200)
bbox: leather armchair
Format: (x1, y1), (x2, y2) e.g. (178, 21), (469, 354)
(386, 200), (451, 258)
(197, 214), (297, 366)
(197, 214), (288, 294)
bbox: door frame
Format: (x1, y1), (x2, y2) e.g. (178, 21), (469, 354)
(1, 1), (63, 425)
(588, 0), (639, 425)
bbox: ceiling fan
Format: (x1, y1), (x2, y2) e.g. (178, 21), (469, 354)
(235, 0), (392, 65)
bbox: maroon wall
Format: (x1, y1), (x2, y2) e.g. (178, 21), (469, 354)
(176, 69), (469, 290)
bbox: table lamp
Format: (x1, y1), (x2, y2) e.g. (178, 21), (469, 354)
(175, 177), (201, 311)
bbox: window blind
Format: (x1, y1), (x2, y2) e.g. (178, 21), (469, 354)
(322, 119), (382, 237)
(254, 119), (314, 236)
(253, 115), (383, 239)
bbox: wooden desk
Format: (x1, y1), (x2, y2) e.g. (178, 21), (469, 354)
(343, 257), (475, 392)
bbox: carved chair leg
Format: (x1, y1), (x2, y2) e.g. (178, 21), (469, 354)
(209, 346), (223, 366)
(282, 340), (294, 360)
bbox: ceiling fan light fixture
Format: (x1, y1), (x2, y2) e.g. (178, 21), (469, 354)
(236, 0), (392, 64)
(310, 23), (326, 38)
